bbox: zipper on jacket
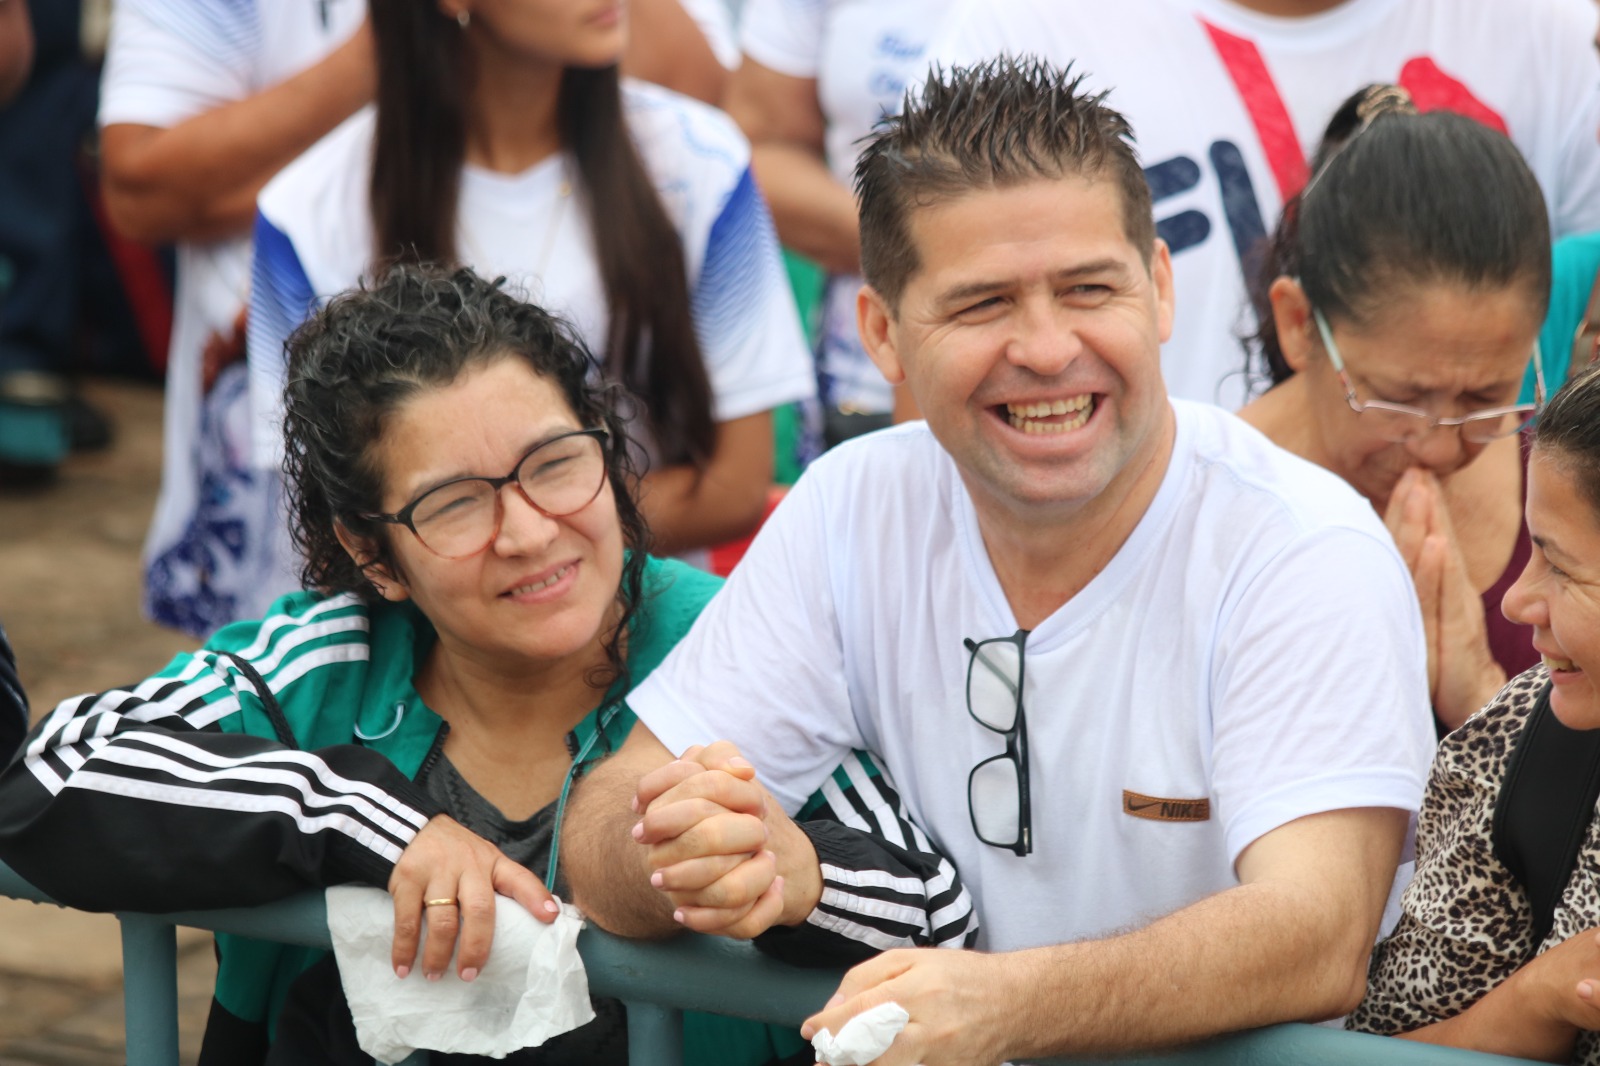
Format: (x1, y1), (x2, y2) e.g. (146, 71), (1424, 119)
(413, 720), (450, 784)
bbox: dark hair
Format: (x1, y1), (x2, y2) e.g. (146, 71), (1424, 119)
(367, 2), (715, 466)
(854, 56), (1155, 309)
(1247, 84), (1552, 387)
(1534, 361), (1600, 517)
(282, 263), (651, 689)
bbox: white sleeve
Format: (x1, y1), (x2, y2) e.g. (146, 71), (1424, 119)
(1545, 2), (1600, 237)
(99, 0), (259, 129)
(692, 166), (819, 422)
(1208, 527), (1435, 865)
(628, 467), (864, 814)
(738, 0), (826, 79)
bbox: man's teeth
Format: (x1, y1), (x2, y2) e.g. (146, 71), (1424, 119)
(510, 565), (572, 596)
(1544, 653), (1579, 673)
(1007, 396), (1094, 434)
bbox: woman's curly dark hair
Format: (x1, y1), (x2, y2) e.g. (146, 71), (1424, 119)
(281, 263), (652, 689)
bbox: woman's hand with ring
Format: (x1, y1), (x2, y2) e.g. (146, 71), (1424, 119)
(388, 814), (558, 982)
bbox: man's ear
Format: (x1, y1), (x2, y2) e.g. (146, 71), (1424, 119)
(1150, 238), (1175, 344)
(857, 284), (906, 387)
(335, 521), (408, 603)
(1268, 276), (1316, 374)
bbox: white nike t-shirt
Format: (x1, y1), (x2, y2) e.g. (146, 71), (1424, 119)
(631, 402), (1436, 952)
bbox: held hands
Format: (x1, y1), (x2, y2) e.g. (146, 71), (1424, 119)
(801, 949), (1013, 1066)
(630, 741), (818, 938)
(1384, 468), (1505, 729)
(387, 814), (559, 982)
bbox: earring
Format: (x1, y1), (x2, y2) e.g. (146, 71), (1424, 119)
(457, 9), (470, 28)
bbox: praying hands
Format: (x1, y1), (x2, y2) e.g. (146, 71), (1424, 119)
(1385, 467), (1507, 729)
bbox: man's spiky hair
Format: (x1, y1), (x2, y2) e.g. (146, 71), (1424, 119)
(854, 56), (1155, 308)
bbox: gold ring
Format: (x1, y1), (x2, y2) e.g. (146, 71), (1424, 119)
(423, 897), (458, 908)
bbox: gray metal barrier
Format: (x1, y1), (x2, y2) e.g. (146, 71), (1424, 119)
(0, 861), (1542, 1066)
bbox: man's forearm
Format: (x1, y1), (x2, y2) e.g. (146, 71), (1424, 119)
(561, 760), (681, 939)
(997, 877), (1373, 1058)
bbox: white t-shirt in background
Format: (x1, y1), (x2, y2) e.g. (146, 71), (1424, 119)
(99, 0), (363, 637)
(631, 402), (1435, 953)
(932, 0), (1600, 410)
(740, 0), (955, 414)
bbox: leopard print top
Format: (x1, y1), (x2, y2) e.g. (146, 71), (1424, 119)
(1348, 664), (1600, 1064)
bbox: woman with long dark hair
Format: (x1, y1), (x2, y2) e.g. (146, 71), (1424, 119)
(233, 0), (814, 624)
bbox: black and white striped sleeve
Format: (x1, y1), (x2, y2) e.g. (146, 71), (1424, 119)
(0, 639), (440, 913)
(754, 750), (978, 967)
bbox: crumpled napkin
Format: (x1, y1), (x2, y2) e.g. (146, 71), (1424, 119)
(327, 885), (595, 1062)
(811, 1001), (912, 1066)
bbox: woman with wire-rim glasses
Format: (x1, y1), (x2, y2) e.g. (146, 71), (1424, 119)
(1240, 84), (1552, 733)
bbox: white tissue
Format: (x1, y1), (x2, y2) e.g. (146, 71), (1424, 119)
(811, 1001), (912, 1066)
(327, 885), (595, 1062)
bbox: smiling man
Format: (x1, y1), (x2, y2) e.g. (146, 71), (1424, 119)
(563, 59), (1435, 1064)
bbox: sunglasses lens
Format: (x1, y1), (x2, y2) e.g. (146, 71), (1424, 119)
(969, 754), (1021, 846)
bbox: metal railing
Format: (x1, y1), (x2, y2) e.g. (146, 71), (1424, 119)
(0, 861), (1540, 1066)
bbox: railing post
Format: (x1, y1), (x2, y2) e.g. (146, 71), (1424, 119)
(119, 914), (180, 1066)
(625, 1000), (683, 1066)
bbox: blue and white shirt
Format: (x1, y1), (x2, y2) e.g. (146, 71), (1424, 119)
(99, 0), (362, 638)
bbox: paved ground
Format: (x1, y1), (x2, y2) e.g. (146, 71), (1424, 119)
(0, 379), (216, 1064)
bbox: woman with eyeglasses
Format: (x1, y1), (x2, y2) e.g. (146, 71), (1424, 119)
(0, 267), (969, 1066)
(1239, 84), (1552, 732)
(1346, 361), (1600, 1063)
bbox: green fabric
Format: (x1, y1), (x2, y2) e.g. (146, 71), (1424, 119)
(772, 404), (804, 487)
(795, 751), (883, 821)
(772, 249), (828, 487)
(686, 1009), (811, 1063)
(1532, 232), (1600, 403)
(191, 557), (798, 1062)
(782, 249), (827, 349)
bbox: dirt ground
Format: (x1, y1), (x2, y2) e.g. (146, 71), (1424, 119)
(0, 378), (216, 1065)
